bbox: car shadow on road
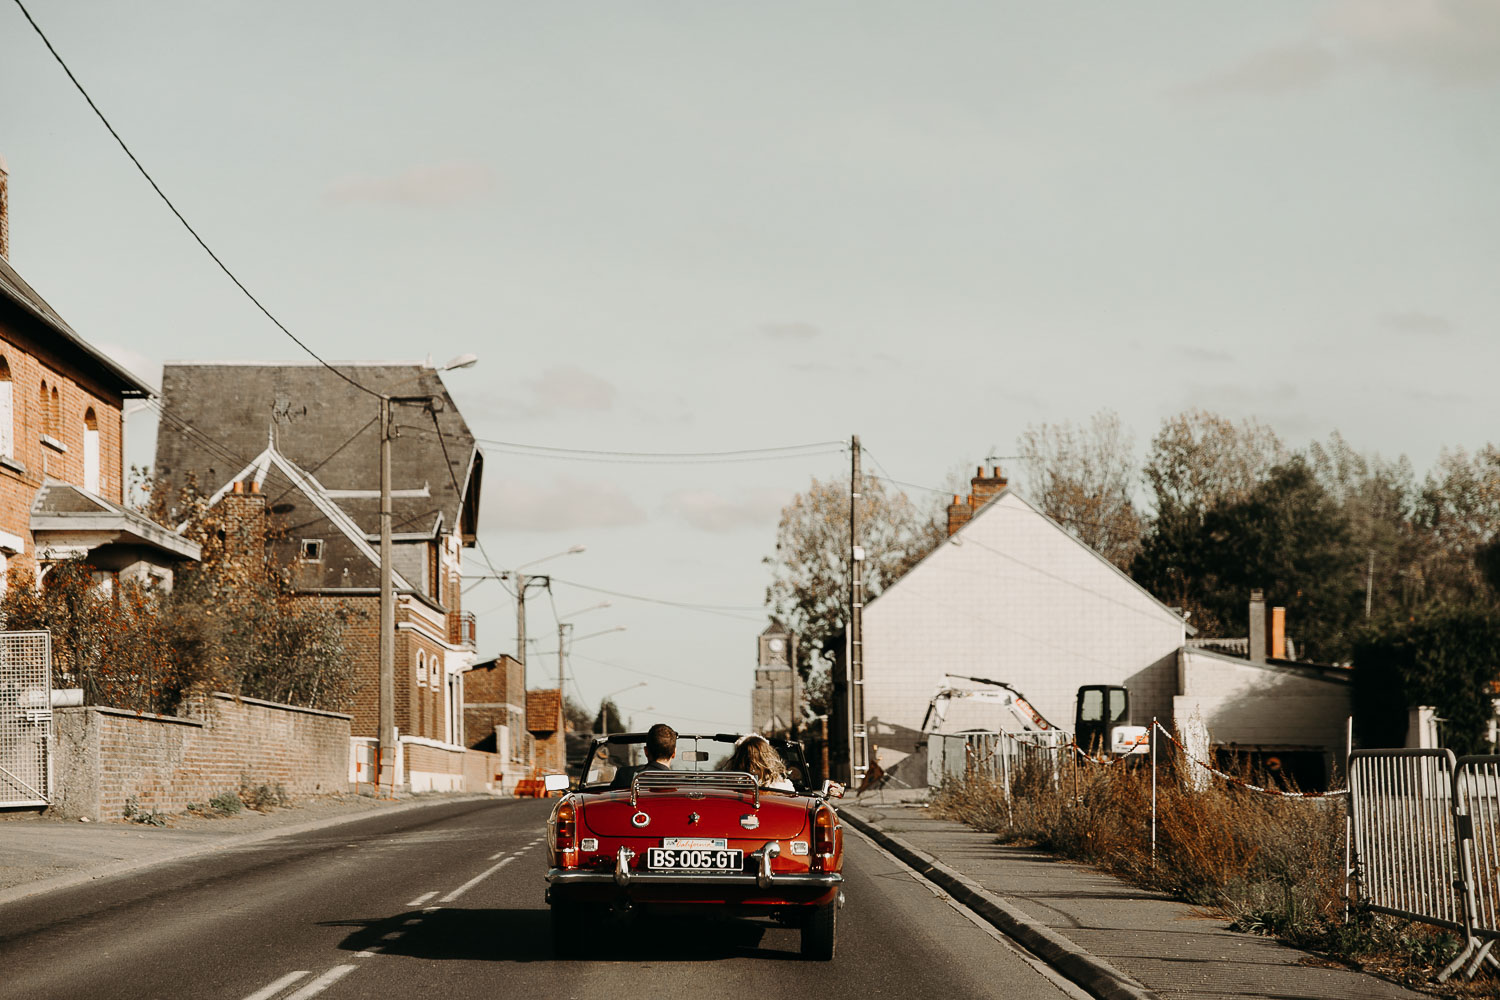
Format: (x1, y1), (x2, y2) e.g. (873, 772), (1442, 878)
(326, 908), (805, 963)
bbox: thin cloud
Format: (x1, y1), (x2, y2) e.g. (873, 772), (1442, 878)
(1179, 346), (1235, 364)
(487, 477), (646, 532)
(757, 322), (822, 341)
(1179, 0), (1500, 98)
(326, 161), (494, 206)
(1181, 41), (1338, 98)
(661, 488), (790, 533)
(1382, 311), (1454, 337)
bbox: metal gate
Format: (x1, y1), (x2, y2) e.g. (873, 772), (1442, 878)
(0, 631), (53, 807)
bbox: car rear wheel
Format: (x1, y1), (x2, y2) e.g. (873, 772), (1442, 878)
(800, 900), (836, 960)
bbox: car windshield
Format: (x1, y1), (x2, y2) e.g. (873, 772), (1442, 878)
(577, 733), (812, 794)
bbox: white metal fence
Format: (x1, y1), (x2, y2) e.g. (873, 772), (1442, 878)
(928, 730), (1073, 793)
(1349, 749), (1500, 980)
(0, 631), (53, 807)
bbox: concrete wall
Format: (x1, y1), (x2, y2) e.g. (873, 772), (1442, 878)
(1173, 646), (1351, 753)
(862, 490), (1187, 762)
(51, 692), (351, 820)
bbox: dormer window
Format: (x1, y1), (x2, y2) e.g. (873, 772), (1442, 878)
(298, 539), (323, 561)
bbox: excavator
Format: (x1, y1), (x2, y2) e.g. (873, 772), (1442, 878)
(921, 674), (1150, 757)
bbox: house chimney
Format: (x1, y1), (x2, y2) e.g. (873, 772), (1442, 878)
(1248, 589), (1266, 661)
(0, 153), (9, 260)
(231, 481), (244, 494)
(969, 464), (1008, 508)
(946, 494), (973, 537)
(1269, 606), (1286, 660)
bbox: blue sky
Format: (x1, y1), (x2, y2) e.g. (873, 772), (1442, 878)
(3, 1), (1497, 732)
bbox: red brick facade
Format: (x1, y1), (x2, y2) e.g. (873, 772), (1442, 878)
(0, 321), (128, 578)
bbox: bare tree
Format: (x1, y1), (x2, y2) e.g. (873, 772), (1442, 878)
(1015, 410), (1143, 569)
(765, 473), (941, 712)
(1142, 409), (1285, 518)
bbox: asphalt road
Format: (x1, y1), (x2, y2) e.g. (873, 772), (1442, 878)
(0, 799), (1087, 1000)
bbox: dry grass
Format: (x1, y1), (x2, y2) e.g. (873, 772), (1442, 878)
(930, 755), (1494, 997)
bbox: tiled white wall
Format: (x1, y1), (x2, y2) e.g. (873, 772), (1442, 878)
(863, 492), (1186, 754)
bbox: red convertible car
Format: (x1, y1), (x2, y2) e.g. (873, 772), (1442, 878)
(544, 732), (846, 959)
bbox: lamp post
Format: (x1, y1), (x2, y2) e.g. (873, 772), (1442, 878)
(377, 354), (477, 795)
(495, 545), (584, 697)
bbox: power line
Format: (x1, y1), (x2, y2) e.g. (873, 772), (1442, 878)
(543, 576), (765, 621)
(475, 439), (844, 459)
(12, 0), (380, 399)
(566, 650), (750, 699)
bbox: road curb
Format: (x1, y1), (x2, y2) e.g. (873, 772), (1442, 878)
(0, 793), (515, 908)
(841, 805), (1161, 1000)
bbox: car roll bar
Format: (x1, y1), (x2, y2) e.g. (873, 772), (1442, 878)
(631, 770), (761, 809)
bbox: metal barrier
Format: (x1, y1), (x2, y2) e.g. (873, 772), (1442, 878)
(927, 730), (1072, 794)
(1455, 756), (1500, 945)
(1348, 750), (1465, 933)
(0, 631), (53, 808)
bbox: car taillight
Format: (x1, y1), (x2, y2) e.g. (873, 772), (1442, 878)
(812, 805), (836, 867)
(554, 800), (578, 867)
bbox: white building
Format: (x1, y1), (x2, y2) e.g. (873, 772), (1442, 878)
(858, 469), (1188, 772)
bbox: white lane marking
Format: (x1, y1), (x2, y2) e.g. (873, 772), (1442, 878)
(284, 965), (357, 1000)
(402, 917), (423, 926)
(355, 949), (382, 958)
(440, 856), (514, 902)
(488, 851), (506, 860)
(422, 906), (440, 912)
(241, 971), (309, 1000)
(380, 931), (406, 942)
(406, 890), (437, 906)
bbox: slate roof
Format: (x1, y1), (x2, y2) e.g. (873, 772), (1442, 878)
(31, 480), (201, 561)
(153, 363), (482, 541)
(204, 442), (416, 592)
(0, 255), (154, 397)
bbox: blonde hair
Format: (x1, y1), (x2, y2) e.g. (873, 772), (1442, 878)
(727, 735), (788, 786)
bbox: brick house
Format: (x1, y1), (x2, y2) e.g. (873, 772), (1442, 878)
(526, 688), (567, 775)
(152, 363), (483, 762)
(462, 654), (530, 789)
(0, 159), (199, 587)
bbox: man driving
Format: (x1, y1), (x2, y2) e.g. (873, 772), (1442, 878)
(609, 723), (677, 790)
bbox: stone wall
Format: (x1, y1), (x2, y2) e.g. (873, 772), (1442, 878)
(51, 692), (351, 821)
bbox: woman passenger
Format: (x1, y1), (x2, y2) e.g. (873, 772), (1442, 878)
(727, 734), (795, 791)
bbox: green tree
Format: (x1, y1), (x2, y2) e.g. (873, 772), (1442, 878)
(765, 472), (941, 712)
(1134, 410), (1286, 634)
(592, 698), (626, 734)
(1352, 607), (1500, 755)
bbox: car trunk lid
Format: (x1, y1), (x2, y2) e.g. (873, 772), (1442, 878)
(581, 787), (809, 839)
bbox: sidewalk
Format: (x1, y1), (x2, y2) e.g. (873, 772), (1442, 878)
(842, 794), (1430, 1000)
(0, 792), (495, 906)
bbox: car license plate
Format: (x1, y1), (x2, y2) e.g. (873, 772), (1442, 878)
(646, 847), (743, 871)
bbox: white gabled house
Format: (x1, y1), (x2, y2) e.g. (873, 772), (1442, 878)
(851, 467), (1189, 773)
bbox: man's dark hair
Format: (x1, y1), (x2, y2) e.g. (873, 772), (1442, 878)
(646, 723), (677, 762)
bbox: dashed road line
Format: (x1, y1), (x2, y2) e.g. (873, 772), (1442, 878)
(241, 971), (309, 1000)
(487, 851), (506, 860)
(406, 890), (438, 906)
(440, 856), (514, 902)
(284, 965), (357, 1000)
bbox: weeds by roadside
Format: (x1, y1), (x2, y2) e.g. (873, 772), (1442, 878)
(122, 796), (166, 826)
(930, 759), (1492, 997)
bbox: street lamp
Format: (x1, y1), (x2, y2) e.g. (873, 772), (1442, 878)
(558, 623), (627, 717)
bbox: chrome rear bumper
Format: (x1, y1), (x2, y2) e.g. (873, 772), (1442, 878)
(547, 844), (842, 890)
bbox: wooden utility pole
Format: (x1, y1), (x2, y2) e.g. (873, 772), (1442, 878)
(378, 396), (395, 793)
(849, 433), (866, 785)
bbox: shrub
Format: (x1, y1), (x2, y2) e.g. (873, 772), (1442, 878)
(122, 796), (166, 826)
(208, 790), (243, 815)
(238, 779), (289, 812)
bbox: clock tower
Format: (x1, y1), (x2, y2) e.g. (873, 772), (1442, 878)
(752, 620), (799, 737)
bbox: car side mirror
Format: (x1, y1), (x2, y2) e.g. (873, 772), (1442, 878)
(820, 780), (845, 800)
(543, 774), (570, 793)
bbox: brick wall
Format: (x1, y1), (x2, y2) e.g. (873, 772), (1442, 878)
(50, 691), (351, 821)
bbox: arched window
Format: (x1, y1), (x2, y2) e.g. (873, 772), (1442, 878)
(83, 407), (99, 493)
(417, 652), (427, 688)
(38, 380), (48, 436)
(0, 357), (12, 459)
(49, 387), (59, 438)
